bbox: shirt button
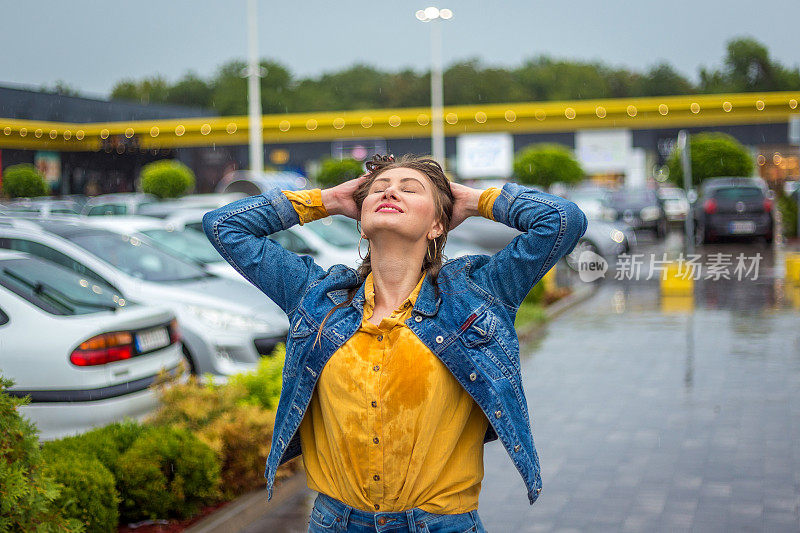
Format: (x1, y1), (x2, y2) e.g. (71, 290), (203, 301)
(373, 437), (379, 444)
(371, 400), (378, 407)
(377, 334), (383, 341)
(469, 372), (477, 381)
(435, 335), (443, 343)
(373, 365), (380, 372)
(414, 315), (422, 322)
(373, 474), (380, 481)
(374, 504), (380, 510)
(495, 410), (502, 418)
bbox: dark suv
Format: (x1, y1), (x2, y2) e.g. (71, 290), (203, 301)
(692, 177), (774, 245)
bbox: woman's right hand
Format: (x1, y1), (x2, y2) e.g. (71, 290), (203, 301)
(321, 174), (370, 220)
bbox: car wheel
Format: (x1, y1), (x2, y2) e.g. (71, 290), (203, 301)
(180, 344), (197, 376)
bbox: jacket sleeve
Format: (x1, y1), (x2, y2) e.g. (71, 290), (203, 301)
(202, 187), (328, 316)
(469, 182), (588, 310)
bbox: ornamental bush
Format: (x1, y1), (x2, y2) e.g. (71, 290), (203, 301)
(140, 159), (196, 198)
(314, 158), (364, 187)
(39, 452), (119, 533)
(1, 163), (48, 198)
(116, 425), (222, 520)
(513, 144), (584, 189)
(667, 131), (754, 188)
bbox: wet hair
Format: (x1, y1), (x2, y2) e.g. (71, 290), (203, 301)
(312, 153), (455, 349)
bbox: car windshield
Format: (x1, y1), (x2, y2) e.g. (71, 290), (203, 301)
(66, 231), (212, 282)
(0, 257), (126, 315)
(138, 228), (223, 264)
(713, 187), (763, 200)
(305, 218), (359, 248)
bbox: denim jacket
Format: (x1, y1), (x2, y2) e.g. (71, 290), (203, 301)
(202, 182), (588, 505)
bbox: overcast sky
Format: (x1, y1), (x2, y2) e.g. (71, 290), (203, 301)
(2, 0), (797, 99)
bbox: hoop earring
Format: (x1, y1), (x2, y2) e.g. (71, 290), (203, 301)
(358, 234), (370, 260)
(427, 238), (438, 262)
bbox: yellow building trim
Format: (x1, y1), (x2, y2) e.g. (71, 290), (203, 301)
(1, 92), (798, 151)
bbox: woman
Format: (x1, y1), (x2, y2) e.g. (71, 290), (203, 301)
(203, 154), (588, 532)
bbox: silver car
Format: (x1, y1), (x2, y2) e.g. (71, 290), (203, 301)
(0, 217), (288, 382)
(0, 250), (184, 441)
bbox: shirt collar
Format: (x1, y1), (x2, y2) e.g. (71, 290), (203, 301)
(364, 270), (427, 314)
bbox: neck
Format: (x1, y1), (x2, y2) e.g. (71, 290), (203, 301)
(368, 237), (426, 310)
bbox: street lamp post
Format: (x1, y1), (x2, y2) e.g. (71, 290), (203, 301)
(415, 7), (453, 168)
(246, 0), (264, 176)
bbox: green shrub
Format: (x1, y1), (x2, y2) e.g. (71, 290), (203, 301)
(201, 403), (279, 499)
(227, 343), (285, 409)
(513, 143), (584, 189)
(140, 159), (196, 198)
(314, 158), (364, 187)
(667, 132), (754, 188)
(0, 375), (84, 532)
(1, 163), (48, 198)
(40, 452), (119, 533)
(116, 425), (221, 521)
(41, 418), (147, 481)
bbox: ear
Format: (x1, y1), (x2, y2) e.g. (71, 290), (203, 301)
(429, 219), (445, 240)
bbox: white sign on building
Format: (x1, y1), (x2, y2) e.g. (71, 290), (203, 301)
(456, 133), (514, 179)
(575, 129), (633, 174)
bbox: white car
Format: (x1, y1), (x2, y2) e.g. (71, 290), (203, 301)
(159, 208), (362, 270)
(0, 250), (184, 441)
(0, 217), (289, 382)
(76, 215), (244, 281)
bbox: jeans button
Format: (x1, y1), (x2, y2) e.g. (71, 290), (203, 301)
(414, 315), (422, 322)
(435, 335), (443, 343)
(495, 410), (502, 418)
(469, 372), (477, 381)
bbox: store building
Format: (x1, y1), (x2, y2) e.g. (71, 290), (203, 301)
(2, 86), (798, 194)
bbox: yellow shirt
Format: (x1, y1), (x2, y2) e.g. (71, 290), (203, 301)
(280, 186), (502, 514)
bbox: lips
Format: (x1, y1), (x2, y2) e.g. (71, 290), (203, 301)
(376, 203), (403, 213)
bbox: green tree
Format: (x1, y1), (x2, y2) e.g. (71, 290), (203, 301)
(639, 62), (695, 96)
(513, 144), (584, 188)
(699, 37), (800, 93)
(666, 132), (754, 188)
(140, 159), (196, 198)
(314, 158), (364, 188)
(110, 76), (170, 105)
(1, 164), (48, 198)
(166, 72), (213, 108)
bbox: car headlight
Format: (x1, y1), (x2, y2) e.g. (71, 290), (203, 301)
(640, 206), (661, 221)
(610, 229), (625, 243)
(183, 305), (276, 332)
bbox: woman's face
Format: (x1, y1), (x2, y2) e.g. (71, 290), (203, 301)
(360, 167), (444, 245)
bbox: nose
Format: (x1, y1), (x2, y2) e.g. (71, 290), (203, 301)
(380, 184), (400, 201)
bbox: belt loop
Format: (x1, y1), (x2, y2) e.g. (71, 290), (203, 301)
(340, 504), (352, 530)
(406, 509), (417, 532)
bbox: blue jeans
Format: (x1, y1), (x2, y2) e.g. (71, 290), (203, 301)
(307, 492), (487, 533)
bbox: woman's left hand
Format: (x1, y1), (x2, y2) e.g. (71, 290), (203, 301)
(448, 182), (482, 231)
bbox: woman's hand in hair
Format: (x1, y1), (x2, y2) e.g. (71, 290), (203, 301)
(321, 174), (370, 220)
(448, 181), (482, 231)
